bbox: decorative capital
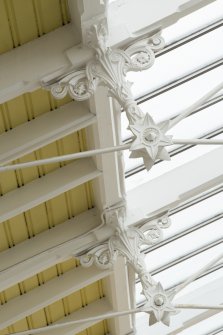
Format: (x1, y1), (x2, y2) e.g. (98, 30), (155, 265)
(86, 18), (108, 53)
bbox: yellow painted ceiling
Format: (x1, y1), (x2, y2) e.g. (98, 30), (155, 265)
(0, 2), (109, 333)
(0, 87), (107, 334)
(0, 0), (70, 54)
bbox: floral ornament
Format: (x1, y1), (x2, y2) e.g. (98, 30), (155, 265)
(142, 282), (178, 326)
(129, 113), (173, 170)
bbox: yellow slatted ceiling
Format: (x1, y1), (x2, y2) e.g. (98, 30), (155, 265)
(0, 87), (108, 334)
(0, 0), (70, 55)
(0, 276), (108, 335)
(0, 88), (94, 250)
(0, 322), (108, 335)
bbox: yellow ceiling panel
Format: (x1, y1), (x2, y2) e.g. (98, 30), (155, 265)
(0, 88), (72, 134)
(0, 279), (106, 335)
(5, 214), (29, 246)
(6, 0), (39, 47)
(0, 180), (94, 252)
(0, 0), (70, 55)
(0, 0), (14, 54)
(0, 259), (78, 305)
(77, 321), (109, 335)
(0, 130), (87, 195)
(26, 309), (47, 329)
(24, 203), (51, 237)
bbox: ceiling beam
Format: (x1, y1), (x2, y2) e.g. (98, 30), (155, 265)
(0, 0), (216, 103)
(0, 158), (101, 223)
(0, 101), (96, 165)
(0, 25), (78, 104)
(0, 266), (111, 330)
(87, 86), (133, 335)
(87, 86), (125, 210)
(126, 146), (223, 226)
(0, 208), (103, 291)
(103, 257), (133, 335)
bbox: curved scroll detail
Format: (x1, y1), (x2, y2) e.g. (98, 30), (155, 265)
(125, 45), (155, 72)
(125, 34), (164, 72)
(51, 83), (68, 100)
(139, 223), (163, 244)
(51, 70), (97, 101)
(79, 244), (115, 270)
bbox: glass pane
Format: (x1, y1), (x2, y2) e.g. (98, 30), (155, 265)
(136, 266), (223, 305)
(162, 0), (223, 45)
(124, 96), (223, 176)
(144, 220), (222, 272)
(179, 312), (223, 335)
(121, 66), (223, 142)
(152, 243), (223, 289)
(139, 66), (223, 124)
(136, 245), (223, 304)
(127, 27), (223, 99)
(125, 132), (223, 191)
(165, 191), (223, 239)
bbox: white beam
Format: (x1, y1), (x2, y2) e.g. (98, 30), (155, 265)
(103, 257), (133, 335)
(43, 298), (112, 335)
(106, 0), (216, 47)
(0, 102), (96, 165)
(0, 158), (101, 223)
(0, 208), (101, 288)
(0, 0), (215, 103)
(87, 86), (125, 210)
(87, 87), (132, 335)
(0, 25), (78, 104)
(0, 266), (111, 330)
(126, 146), (223, 226)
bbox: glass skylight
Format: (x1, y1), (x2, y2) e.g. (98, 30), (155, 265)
(127, 26), (223, 99)
(136, 244), (223, 304)
(121, 66), (223, 141)
(123, 94), (223, 184)
(165, 191), (223, 239)
(125, 131), (223, 190)
(162, 0), (223, 45)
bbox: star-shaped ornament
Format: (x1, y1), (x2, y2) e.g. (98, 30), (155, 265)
(129, 113), (172, 170)
(141, 282), (178, 326)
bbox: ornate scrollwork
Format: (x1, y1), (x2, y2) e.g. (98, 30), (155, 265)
(76, 205), (173, 324)
(79, 244), (115, 270)
(47, 19), (165, 169)
(51, 70), (97, 101)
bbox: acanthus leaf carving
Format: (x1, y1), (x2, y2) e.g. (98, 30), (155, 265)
(46, 19), (166, 169)
(76, 203), (174, 325)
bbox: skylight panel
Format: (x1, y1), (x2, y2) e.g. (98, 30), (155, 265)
(162, 0), (223, 45)
(125, 132), (223, 191)
(124, 98), (223, 181)
(165, 191), (223, 239)
(135, 268), (223, 332)
(178, 311), (223, 335)
(135, 244), (223, 304)
(144, 220), (222, 272)
(121, 66), (223, 142)
(127, 27), (223, 99)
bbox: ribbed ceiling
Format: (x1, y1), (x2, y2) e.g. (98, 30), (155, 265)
(0, 0), (70, 55)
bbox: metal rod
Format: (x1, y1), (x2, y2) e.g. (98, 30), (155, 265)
(0, 144), (131, 172)
(2, 135), (223, 172)
(6, 308), (141, 335)
(173, 138), (223, 145)
(168, 82), (223, 130)
(174, 304), (223, 310)
(173, 252), (223, 296)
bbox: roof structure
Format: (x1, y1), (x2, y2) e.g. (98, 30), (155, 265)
(0, 1), (222, 335)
